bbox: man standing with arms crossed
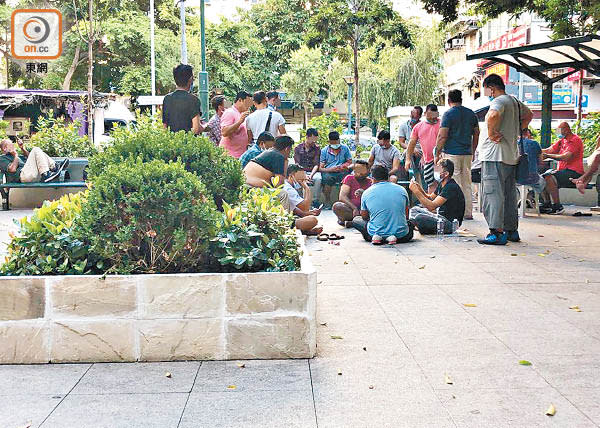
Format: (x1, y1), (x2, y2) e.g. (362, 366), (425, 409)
(477, 74), (532, 245)
(435, 89), (479, 220)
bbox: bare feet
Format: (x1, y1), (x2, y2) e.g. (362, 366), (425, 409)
(304, 226), (323, 236)
(570, 177), (588, 194)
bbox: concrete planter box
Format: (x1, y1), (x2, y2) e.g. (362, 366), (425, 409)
(0, 237), (316, 364)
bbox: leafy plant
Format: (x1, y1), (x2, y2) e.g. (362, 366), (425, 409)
(578, 112), (600, 157)
(210, 184), (301, 272)
(76, 159), (218, 274)
(299, 112), (344, 148)
(88, 115), (243, 207)
(28, 114), (96, 158)
(0, 120), (9, 140)
(0, 192), (93, 276)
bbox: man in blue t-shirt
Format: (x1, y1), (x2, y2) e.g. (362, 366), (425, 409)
(352, 165), (413, 245)
(318, 131), (352, 206)
(519, 128), (546, 193)
(435, 89), (479, 220)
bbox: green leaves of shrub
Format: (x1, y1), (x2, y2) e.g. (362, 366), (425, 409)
(87, 116), (243, 206)
(75, 158), (218, 274)
(27, 115), (96, 158)
(0, 192), (93, 276)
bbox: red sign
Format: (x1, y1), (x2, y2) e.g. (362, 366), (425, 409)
(477, 25), (529, 53)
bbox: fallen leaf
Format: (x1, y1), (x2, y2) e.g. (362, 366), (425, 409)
(546, 249), (551, 254)
(369, 385), (374, 389)
(319, 322), (327, 326)
(363, 347), (367, 351)
(165, 372), (172, 378)
(227, 385), (236, 390)
(16, 423), (32, 428)
(554, 240), (560, 242)
(538, 235), (544, 237)
(317, 280), (323, 284)
(343, 261), (348, 265)
(537, 253), (546, 257)
(519, 360), (532, 366)
(237, 363), (246, 368)
(430, 256), (436, 259)
(337, 370), (342, 376)
(510, 253), (518, 256)
(545, 403), (556, 416)
(444, 374), (453, 385)
(419, 265), (426, 269)
(330, 335), (343, 340)
(556, 295), (568, 300)
(463, 303), (477, 307)
(569, 305), (582, 312)
(520, 253), (526, 256)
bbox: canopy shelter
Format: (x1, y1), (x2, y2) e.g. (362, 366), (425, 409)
(467, 34), (600, 147)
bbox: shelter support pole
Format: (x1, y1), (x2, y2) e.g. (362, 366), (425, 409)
(540, 82), (553, 148)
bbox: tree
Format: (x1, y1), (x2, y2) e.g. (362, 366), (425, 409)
(281, 46), (326, 128)
(307, 0), (411, 144)
(421, 0), (600, 38)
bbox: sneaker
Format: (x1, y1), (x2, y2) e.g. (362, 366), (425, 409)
(549, 204), (565, 215)
(372, 235), (383, 245)
(386, 235), (397, 245)
(51, 159), (70, 173)
(477, 232), (507, 245)
(41, 170), (61, 183)
(504, 230), (520, 242)
(344, 221), (353, 228)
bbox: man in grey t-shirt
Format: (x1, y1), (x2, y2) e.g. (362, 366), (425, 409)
(368, 130), (404, 183)
(478, 73), (532, 246)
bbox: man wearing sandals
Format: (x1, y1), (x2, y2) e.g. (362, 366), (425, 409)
(352, 165), (414, 245)
(283, 164), (323, 236)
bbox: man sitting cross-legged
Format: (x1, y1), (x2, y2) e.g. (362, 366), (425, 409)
(368, 130), (405, 183)
(0, 138), (69, 183)
(409, 159), (465, 235)
(283, 164), (323, 235)
(571, 133), (600, 194)
(352, 165), (414, 245)
(332, 160), (372, 227)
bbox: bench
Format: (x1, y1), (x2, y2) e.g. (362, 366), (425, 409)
(0, 158), (88, 210)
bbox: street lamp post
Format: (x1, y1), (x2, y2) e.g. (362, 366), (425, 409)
(179, 0), (188, 64)
(198, 0), (209, 121)
(343, 75), (354, 135)
(149, 0), (156, 117)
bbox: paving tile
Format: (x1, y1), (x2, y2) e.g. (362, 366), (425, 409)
(180, 390), (316, 428)
(193, 360), (311, 392)
(0, 394), (62, 428)
(533, 355), (600, 390)
(497, 330), (600, 359)
(0, 364), (90, 395)
(42, 392), (188, 428)
(561, 388), (600, 425)
(316, 272), (366, 286)
(71, 362), (200, 394)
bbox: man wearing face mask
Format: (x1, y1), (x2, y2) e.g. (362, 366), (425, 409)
(162, 64), (206, 134)
(406, 104), (441, 193)
(283, 164), (323, 235)
(332, 160), (373, 227)
(409, 159), (465, 234)
(540, 122), (584, 214)
(368, 130), (404, 183)
(318, 131), (353, 206)
(239, 131), (276, 169)
(477, 73), (532, 245)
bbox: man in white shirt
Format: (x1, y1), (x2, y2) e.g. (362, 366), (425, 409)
(283, 164), (322, 235)
(246, 91), (286, 144)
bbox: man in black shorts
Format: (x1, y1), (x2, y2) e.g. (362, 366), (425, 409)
(540, 122), (584, 214)
(162, 64), (206, 134)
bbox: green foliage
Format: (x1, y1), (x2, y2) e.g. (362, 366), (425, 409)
(299, 112), (344, 148)
(210, 185), (300, 272)
(28, 115), (96, 158)
(0, 120), (9, 140)
(76, 159), (218, 274)
(0, 192), (93, 276)
(281, 46), (327, 115)
(88, 115), (243, 205)
(579, 112), (600, 157)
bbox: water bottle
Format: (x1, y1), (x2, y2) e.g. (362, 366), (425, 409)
(436, 208), (444, 240)
(452, 219), (459, 241)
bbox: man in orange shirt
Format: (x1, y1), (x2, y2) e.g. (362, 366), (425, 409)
(541, 122), (584, 214)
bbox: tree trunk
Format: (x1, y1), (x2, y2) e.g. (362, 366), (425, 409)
(62, 44), (81, 90)
(87, 0), (94, 145)
(353, 33), (360, 148)
(304, 102), (309, 129)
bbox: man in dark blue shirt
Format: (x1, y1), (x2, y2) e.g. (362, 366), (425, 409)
(519, 128), (546, 194)
(435, 90), (479, 219)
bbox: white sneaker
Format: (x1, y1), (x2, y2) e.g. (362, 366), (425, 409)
(372, 235), (383, 245)
(386, 235), (397, 245)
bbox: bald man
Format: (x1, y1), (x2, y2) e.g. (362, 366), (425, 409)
(570, 133), (600, 194)
(541, 122), (584, 214)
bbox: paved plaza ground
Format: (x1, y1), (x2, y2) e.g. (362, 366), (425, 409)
(1, 206), (600, 428)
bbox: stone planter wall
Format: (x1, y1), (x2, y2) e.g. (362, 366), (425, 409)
(0, 240), (316, 364)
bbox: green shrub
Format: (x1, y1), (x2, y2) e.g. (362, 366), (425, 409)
(76, 159), (218, 274)
(299, 112), (344, 148)
(88, 116), (243, 206)
(28, 115), (96, 157)
(579, 112), (600, 157)
(210, 185), (301, 272)
(0, 120), (9, 140)
(0, 192), (94, 276)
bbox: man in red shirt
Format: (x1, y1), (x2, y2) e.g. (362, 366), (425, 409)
(332, 160), (372, 227)
(541, 122), (584, 214)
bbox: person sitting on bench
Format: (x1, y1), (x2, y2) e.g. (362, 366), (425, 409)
(0, 138), (69, 183)
(408, 159), (465, 234)
(571, 133), (600, 194)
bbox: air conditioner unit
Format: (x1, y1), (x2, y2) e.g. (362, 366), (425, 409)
(452, 38), (465, 47)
